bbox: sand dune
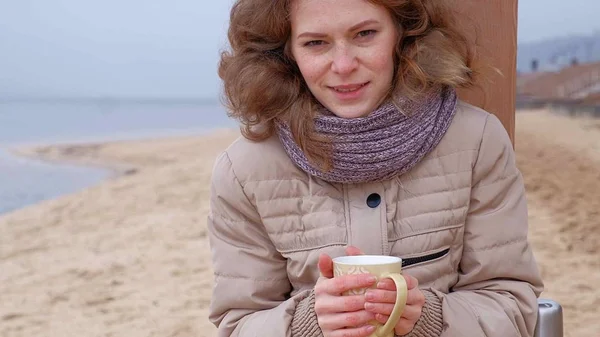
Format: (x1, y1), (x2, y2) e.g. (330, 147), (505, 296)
(1, 112), (598, 337)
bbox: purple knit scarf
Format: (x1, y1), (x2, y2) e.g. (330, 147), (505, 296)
(275, 85), (458, 184)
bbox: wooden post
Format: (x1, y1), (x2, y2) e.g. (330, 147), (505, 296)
(450, 0), (518, 145)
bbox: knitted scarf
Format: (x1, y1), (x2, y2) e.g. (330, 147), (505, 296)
(275, 85), (458, 184)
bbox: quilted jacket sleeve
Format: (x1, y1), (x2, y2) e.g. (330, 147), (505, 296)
(406, 113), (544, 337)
(207, 151), (322, 337)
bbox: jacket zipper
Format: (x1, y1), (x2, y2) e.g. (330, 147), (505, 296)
(402, 248), (450, 268)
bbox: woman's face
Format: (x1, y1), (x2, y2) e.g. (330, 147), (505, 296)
(290, 0), (398, 118)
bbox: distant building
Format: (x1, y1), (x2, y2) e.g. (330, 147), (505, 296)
(517, 61), (600, 117)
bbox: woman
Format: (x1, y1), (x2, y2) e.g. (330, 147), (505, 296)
(207, 0), (544, 336)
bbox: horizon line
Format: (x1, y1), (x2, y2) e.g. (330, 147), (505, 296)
(0, 95), (222, 104)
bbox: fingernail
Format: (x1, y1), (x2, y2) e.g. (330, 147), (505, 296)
(367, 276), (377, 283)
(377, 282), (384, 289)
(366, 325), (376, 332)
(364, 302), (375, 311)
(365, 290), (375, 301)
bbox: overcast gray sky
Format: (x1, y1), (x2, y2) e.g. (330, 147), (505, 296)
(518, 0), (599, 43)
(0, 0), (598, 100)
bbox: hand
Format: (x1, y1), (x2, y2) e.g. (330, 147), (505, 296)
(318, 246), (363, 278)
(315, 246), (377, 337)
(364, 275), (425, 336)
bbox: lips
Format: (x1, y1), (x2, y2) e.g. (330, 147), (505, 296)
(330, 82), (369, 93)
(328, 82), (370, 101)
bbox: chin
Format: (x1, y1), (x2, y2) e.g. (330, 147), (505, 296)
(326, 102), (376, 119)
(331, 109), (370, 119)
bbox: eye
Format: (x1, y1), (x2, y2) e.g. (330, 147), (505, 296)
(357, 30), (377, 38)
(304, 40), (325, 47)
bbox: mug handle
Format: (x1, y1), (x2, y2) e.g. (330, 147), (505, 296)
(375, 272), (408, 337)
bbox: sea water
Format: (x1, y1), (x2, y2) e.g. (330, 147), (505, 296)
(0, 98), (235, 214)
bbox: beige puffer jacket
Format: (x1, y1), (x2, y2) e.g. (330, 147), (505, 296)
(207, 101), (544, 337)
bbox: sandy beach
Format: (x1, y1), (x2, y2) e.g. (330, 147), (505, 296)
(1, 111), (599, 337)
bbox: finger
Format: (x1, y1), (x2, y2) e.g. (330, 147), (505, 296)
(329, 324), (376, 337)
(399, 303), (423, 322)
(367, 286), (426, 306)
(345, 246), (364, 256)
(375, 314), (419, 328)
(394, 317), (418, 336)
(377, 274), (419, 291)
(376, 278), (396, 291)
(374, 313), (390, 324)
(364, 301), (395, 316)
(365, 289), (397, 304)
(319, 274), (377, 295)
(315, 294), (366, 314)
(318, 310), (376, 330)
(319, 253), (334, 278)
(406, 288), (426, 306)
(403, 274), (419, 290)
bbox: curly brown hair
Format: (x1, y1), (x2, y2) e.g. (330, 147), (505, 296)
(218, 0), (478, 170)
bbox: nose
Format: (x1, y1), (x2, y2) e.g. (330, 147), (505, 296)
(331, 44), (358, 75)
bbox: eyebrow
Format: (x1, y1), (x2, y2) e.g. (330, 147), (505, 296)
(297, 19), (379, 39)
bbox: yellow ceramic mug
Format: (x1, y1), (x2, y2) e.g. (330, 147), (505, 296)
(332, 255), (408, 337)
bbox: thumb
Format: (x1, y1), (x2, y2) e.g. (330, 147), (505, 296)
(318, 253), (334, 278)
(346, 245), (364, 256)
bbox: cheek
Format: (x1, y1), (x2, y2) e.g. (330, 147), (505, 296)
(295, 54), (325, 85)
(363, 43), (396, 79)
(370, 51), (395, 77)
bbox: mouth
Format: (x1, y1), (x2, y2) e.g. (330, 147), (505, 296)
(329, 82), (370, 93)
